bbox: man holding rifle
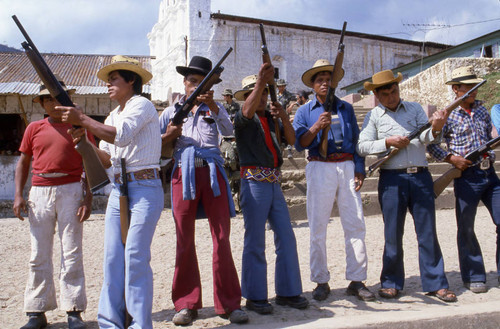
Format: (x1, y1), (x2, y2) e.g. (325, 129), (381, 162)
(61, 55), (164, 328)
(159, 56), (248, 325)
(233, 65), (308, 314)
(357, 69), (456, 302)
(293, 59), (374, 302)
(14, 77), (92, 329)
(427, 66), (500, 294)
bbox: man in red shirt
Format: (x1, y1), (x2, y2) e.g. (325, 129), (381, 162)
(13, 78), (92, 329)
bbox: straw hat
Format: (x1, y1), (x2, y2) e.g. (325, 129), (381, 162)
(33, 74), (75, 103)
(301, 59), (344, 88)
(445, 66), (484, 85)
(222, 88), (233, 96)
(364, 70), (403, 91)
(276, 79), (287, 86)
(234, 75), (269, 101)
(97, 55), (152, 84)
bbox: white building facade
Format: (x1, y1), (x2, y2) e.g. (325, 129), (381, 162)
(148, 0), (448, 102)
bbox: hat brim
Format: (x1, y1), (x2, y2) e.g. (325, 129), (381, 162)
(33, 88), (76, 103)
(234, 86), (269, 101)
(97, 62), (152, 84)
(301, 65), (344, 88)
(445, 77), (484, 85)
(176, 66), (222, 84)
(364, 72), (403, 91)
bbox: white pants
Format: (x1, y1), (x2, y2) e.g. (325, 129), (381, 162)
(24, 182), (87, 312)
(306, 161), (367, 284)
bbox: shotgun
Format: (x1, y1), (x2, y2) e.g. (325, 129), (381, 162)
(161, 47), (233, 159)
(12, 15), (110, 193)
(433, 135), (500, 197)
(319, 21), (347, 159)
(367, 79), (487, 176)
(259, 23), (281, 145)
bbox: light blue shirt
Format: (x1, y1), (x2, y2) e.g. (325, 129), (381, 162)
(357, 101), (440, 169)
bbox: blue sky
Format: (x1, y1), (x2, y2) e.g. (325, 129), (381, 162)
(1, 0), (499, 55)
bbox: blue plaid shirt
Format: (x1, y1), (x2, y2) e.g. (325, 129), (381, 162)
(427, 100), (494, 165)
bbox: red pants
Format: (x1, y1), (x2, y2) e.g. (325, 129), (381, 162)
(171, 166), (241, 314)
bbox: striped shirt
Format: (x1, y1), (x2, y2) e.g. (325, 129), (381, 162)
(100, 95), (161, 176)
(427, 100), (494, 165)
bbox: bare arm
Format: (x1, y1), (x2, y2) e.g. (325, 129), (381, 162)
(299, 111), (331, 148)
(13, 153), (31, 221)
(68, 127), (112, 168)
(270, 102), (295, 145)
(242, 63), (274, 119)
(59, 105), (117, 144)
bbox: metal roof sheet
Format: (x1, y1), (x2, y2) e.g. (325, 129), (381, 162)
(0, 52), (153, 96)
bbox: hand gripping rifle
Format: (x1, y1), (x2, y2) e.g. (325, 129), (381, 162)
(12, 15), (110, 193)
(433, 135), (500, 198)
(259, 23), (281, 144)
(318, 21), (347, 159)
(161, 47), (233, 158)
(367, 79), (487, 176)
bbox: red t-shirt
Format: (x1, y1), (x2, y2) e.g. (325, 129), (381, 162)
(259, 116), (278, 168)
(19, 118), (96, 186)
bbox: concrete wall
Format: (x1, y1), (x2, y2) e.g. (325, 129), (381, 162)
(148, 0), (445, 103)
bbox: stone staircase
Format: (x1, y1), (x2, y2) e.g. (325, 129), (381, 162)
(281, 104), (500, 220)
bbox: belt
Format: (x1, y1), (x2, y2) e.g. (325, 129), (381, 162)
(114, 168), (159, 184)
(380, 167), (428, 174)
(176, 157), (208, 168)
(473, 158), (492, 171)
(34, 172), (69, 178)
(308, 153), (354, 163)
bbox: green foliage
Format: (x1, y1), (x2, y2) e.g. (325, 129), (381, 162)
(477, 71), (500, 110)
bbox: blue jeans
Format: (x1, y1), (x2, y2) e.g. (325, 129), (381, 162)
(98, 178), (163, 329)
(378, 169), (448, 292)
(240, 179), (302, 300)
(454, 166), (500, 283)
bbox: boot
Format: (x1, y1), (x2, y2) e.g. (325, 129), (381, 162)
(20, 312), (47, 329)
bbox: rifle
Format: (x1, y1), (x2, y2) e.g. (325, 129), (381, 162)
(433, 135), (500, 197)
(319, 21), (347, 159)
(161, 47), (233, 158)
(367, 79), (487, 176)
(12, 15), (110, 193)
(259, 23), (281, 145)
(118, 158), (132, 326)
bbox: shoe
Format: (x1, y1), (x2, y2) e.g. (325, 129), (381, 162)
(245, 299), (273, 314)
(312, 283), (330, 301)
(378, 288), (399, 299)
(172, 308), (198, 326)
(346, 281), (376, 301)
(427, 288), (457, 303)
(287, 148), (294, 159)
(21, 312), (47, 329)
(228, 309), (249, 324)
(67, 311), (86, 329)
(464, 281), (488, 293)
(275, 295), (309, 309)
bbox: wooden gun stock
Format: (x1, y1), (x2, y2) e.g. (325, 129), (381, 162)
(319, 21), (347, 158)
(119, 158), (130, 245)
(13, 15), (109, 193)
(259, 23), (281, 144)
(433, 167), (462, 198)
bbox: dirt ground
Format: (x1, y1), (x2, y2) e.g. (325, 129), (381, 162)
(1, 206), (499, 329)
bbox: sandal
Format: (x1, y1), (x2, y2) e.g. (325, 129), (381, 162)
(427, 288), (457, 302)
(378, 288), (399, 299)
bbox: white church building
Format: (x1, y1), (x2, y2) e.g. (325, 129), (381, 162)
(148, 0), (448, 103)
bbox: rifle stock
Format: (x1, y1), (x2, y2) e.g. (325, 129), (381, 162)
(13, 15), (110, 193)
(119, 158), (130, 245)
(433, 167), (462, 197)
(367, 79), (487, 176)
(161, 48), (233, 159)
(319, 21), (347, 158)
(259, 24), (281, 144)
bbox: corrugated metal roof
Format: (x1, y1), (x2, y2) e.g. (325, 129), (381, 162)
(0, 52), (153, 96)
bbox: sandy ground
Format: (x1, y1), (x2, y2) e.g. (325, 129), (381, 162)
(1, 206), (500, 329)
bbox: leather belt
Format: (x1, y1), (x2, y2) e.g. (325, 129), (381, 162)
(380, 167), (428, 174)
(177, 158), (208, 168)
(34, 172), (69, 178)
(114, 168), (159, 183)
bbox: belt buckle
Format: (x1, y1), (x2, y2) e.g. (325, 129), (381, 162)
(407, 167), (418, 174)
(480, 159), (490, 170)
